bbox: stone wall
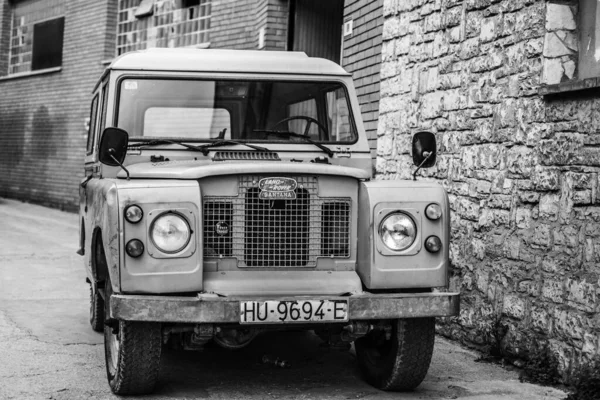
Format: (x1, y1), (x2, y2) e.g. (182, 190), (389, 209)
(377, 0), (600, 380)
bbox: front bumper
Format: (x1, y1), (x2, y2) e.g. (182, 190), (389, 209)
(110, 292), (460, 323)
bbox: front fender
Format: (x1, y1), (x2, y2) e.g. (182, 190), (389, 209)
(357, 180), (450, 289)
(86, 179), (121, 292)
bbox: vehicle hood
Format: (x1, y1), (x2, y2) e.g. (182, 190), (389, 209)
(118, 160), (371, 180)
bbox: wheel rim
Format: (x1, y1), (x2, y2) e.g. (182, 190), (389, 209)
(106, 322), (120, 374)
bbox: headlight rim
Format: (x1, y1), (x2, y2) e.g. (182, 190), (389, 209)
(378, 211), (418, 252)
(425, 203), (442, 221)
(149, 211), (192, 254)
(124, 204), (144, 224)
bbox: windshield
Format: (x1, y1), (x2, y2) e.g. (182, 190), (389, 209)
(116, 78), (357, 144)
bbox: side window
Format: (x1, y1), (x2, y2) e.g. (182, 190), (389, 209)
(86, 94), (99, 155)
(99, 83), (109, 133)
(326, 87), (353, 142)
(287, 98), (319, 138)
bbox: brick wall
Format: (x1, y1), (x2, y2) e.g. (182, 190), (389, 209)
(0, 0), (9, 74)
(378, 0), (600, 381)
(342, 0), (383, 158)
(210, 0), (259, 49)
(0, 0), (114, 210)
(211, 0), (287, 51)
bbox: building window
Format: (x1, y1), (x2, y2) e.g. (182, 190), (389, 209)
(578, 0), (600, 80)
(8, 1), (65, 75)
(539, 0), (600, 93)
(117, 0), (211, 56)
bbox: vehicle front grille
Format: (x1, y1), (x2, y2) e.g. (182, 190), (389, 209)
(203, 175), (351, 267)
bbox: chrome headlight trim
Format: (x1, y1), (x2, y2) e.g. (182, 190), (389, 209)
(425, 203), (442, 220)
(378, 212), (417, 252)
(149, 212), (191, 254)
(124, 204), (144, 224)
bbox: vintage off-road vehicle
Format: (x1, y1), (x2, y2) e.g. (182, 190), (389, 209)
(79, 48), (459, 395)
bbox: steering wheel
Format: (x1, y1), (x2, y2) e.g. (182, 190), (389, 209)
(270, 116), (328, 138)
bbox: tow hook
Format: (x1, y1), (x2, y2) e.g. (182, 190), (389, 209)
(341, 321), (373, 341)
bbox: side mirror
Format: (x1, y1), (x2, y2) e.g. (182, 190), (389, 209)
(99, 127), (129, 166)
(412, 131), (437, 168)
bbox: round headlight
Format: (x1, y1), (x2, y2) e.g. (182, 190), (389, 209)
(125, 205), (143, 224)
(150, 213), (191, 254)
(425, 203), (442, 220)
(379, 212), (417, 251)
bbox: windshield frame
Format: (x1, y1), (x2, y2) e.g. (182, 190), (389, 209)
(113, 74), (359, 145)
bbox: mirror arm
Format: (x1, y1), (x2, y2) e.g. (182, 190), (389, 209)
(412, 151), (432, 181)
(108, 149), (130, 180)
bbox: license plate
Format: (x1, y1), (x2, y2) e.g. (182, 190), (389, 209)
(240, 300), (348, 324)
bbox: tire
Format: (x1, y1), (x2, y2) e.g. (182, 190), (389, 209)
(89, 284), (104, 332)
(103, 275), (162, 395)
(355, 318), (435, 391)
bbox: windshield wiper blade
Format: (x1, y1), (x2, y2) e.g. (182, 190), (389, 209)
(128, 139), (269, 156)
(253, 129), (334, 158)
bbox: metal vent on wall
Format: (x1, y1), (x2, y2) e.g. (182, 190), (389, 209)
(203, 175), (351, 267)
(212, 151), (281, 161)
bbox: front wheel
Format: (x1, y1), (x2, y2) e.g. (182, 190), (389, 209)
(104, 277), (162, 395)
(89, 284), (104, 332)
(355, 318), (435, 391)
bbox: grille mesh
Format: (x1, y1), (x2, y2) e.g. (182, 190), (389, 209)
(203, 175), (351, 267)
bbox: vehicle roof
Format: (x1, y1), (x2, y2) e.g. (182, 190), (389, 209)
(107, 48), (350, 76)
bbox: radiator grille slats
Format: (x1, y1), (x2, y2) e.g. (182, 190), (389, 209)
(203, 175), (351, 267)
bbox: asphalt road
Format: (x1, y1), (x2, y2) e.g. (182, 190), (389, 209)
(0, 197), (567, 400)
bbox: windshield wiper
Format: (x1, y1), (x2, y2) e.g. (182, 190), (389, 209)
(128, 139), (269, 156)
(252, 129), (334, 158)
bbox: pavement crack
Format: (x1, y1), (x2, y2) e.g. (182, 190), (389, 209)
(62, 342), (102, 346)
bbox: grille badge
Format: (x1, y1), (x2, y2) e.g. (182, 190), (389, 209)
(258, 177), (297, 200)
(215, 221), (229, 236)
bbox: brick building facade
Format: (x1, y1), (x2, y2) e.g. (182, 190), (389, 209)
(0, 0), (383, 209)
(378, 0), (599, 380)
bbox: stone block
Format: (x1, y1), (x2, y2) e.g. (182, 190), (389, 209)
(545, 3), (576, 32)
(553, 308), (585, 341)
(531, 305), (552, 334)
(480, 16), (498, 43)
(560, 174), (575, 223)
(421, 92), (444, 119)
(377, 133), (394, 156)
(383, 17), (401, 40)
(552, 225), (579, 248)
(543, 32), (575, 58)
(542, 279), (564, 303)
(519, 191), (540, 203)
(539, 193), (560, 221)
(582, 333), (599, 356)
(574, 190), (592, 205)
(507, 146), (534, 177)
(516, 207), (532, 229)
(542, 57), (564, 85)
(503, 294), (526, 320)
(456, 196), (481, 221)
(532, 167), (560, 191)
(565, 278), (597, 312)
(548, 339), (573, 376)
(539, 134), (583, 166)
